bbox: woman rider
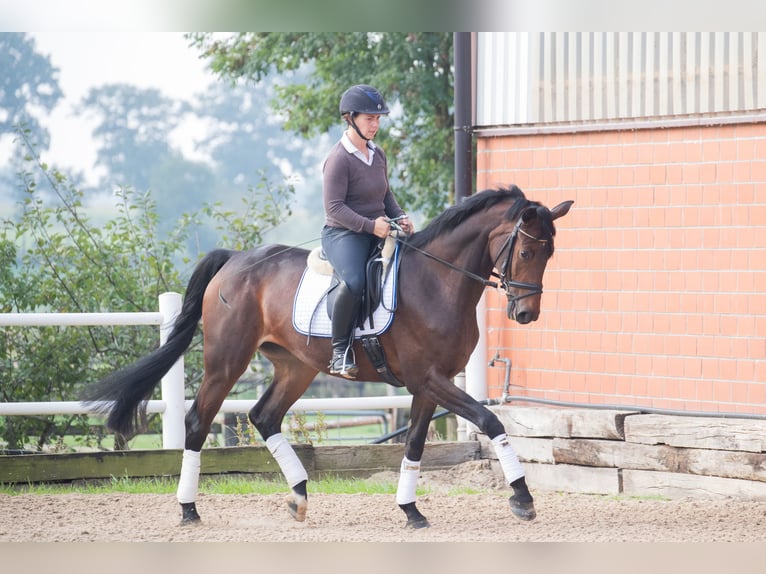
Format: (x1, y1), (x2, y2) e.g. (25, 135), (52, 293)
(321, 84), (413, 378)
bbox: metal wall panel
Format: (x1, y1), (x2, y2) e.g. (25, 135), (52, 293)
(476, 32), (765, 127)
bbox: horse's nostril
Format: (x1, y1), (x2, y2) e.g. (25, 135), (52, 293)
(516, 311), (531, 324)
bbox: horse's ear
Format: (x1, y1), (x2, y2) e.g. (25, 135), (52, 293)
(550, 200), (574, 221)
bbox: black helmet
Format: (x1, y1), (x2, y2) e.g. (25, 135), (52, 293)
(339, 84), (390, 116)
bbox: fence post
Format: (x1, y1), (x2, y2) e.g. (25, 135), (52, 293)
(461, 291), (488, 439)
(159, 292), (185, 449)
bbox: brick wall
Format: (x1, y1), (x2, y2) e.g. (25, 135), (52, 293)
(476, 121), (766, 415)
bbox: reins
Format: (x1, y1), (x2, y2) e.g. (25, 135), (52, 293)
(392, 234), (499, 289)
(389, 214), (549, 308)
(220, 211), (548, 319)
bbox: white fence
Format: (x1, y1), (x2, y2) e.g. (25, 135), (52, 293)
(0, 292), (414, 449)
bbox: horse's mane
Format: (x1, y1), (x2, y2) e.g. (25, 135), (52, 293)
(406, 185), (556, 253)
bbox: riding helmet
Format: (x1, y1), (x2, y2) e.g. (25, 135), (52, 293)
(339, 84), (390, 116)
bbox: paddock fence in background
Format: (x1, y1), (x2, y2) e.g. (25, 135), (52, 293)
(0, 292), (414, 449)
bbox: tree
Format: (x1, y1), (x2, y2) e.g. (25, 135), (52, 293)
(0, 34), (62, 147)
(77, 79), (322, 247)
(188, 33), (455, 218)
(78, 84), (215, 218)
(0, 128), (293, 451)
(0, 33), (63, 195)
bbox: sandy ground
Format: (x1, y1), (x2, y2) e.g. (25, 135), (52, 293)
(2, 460), (766, 542)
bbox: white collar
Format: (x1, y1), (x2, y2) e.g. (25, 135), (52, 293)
(341, 132), (376, 155)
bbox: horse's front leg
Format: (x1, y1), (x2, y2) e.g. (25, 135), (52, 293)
(424, 381), (536, 522)
(492, 434), (536, 521)
(397, 393), (437, 529)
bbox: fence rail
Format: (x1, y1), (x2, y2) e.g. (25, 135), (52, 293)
(0, 292), (414, 449)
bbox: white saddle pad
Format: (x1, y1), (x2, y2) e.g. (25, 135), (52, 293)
(292, 251), (398, 338)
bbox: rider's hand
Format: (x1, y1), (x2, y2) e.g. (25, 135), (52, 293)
(398, 217), (414, 235)
(372, 216), (390, 238)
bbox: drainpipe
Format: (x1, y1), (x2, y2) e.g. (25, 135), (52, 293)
(454, 32), (488, 438)
(454, 32), (473, 204)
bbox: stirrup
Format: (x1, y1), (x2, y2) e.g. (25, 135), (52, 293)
(329, 349), (358, 379)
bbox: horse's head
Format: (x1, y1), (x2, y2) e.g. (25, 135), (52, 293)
(490, 198), (573, 323)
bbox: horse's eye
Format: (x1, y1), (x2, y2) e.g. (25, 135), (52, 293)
(520, 250), (532, 260)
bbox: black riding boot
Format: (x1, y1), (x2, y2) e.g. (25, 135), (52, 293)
(329, 282), (360, 379)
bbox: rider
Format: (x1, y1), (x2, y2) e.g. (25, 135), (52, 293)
(321, 84), (413, 379)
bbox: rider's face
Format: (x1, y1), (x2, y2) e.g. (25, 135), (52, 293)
(354, 114), (382, 140)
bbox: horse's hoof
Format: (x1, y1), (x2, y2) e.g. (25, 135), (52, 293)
(179, 502), (201, 526)
(399, 502), (430, 529)
(405, 517), (431, 529)
(285, 493), (308, 522)
(179, 516), (202, 526)
(509, 495), (537, 521)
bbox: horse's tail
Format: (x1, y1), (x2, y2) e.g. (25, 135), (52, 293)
(80, 248), (237, 436)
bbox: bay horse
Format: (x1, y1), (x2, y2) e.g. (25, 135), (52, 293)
(82, 185), (573, 529)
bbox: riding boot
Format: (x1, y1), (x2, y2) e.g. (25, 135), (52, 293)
(329, 282), (360, 379)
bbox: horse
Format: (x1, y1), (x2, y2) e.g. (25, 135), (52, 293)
(82, 185), (573, 529)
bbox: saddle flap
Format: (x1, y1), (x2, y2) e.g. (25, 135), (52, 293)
(293, 244), (400, 339)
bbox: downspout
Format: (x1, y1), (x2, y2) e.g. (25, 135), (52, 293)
(453, 32), (488, 439)
(454, 31), (473, 204)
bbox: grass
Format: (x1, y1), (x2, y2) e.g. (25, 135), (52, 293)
(0, 474), (438, 497)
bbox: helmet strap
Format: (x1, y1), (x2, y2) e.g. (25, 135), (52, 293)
(347, 113), (371, 142)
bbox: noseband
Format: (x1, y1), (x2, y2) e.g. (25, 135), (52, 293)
(491, 216), (549, 317)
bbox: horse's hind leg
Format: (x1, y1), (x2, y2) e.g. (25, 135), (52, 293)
(177, 396), (229, 525)
(396, 393), (437, 529)
(248, 347), (318, 522)
(177, 339), (260, 524)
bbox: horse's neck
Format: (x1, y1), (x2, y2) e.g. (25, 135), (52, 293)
(403, 223), (493, 305)
(430, 222), (494, 277)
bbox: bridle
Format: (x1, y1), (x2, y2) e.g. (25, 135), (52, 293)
(391, 213), (550, 315)
(490, 216), (550, 317)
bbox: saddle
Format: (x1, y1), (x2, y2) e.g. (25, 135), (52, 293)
(300, 235), (404, 387)
(307, 235), (398, 329)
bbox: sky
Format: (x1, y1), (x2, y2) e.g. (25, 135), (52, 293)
(26, 32), (217, 184)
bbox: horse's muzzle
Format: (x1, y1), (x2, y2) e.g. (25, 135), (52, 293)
(514, 310), (536, 324)
(506, 295), (541, 324)
(505, 290), (541, 323)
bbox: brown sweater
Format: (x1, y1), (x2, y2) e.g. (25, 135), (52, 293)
(322, 140), (406, 234)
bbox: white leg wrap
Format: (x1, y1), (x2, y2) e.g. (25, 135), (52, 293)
(266, 433), (309, 488)
(395, 457), (421, 505)
(492, 433), (525, 484)
(176, 449), (201, 504)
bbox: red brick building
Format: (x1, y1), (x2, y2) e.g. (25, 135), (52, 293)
(473, 33), (766, 415)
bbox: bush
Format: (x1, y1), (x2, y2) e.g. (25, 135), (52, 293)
(0, 128), (292, 451)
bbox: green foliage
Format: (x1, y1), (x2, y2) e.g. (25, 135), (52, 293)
(287, 411), (327, 445)
(197, 172), (294, 251)
(232, 414), (260, 447)
(0, 127), (294, 451)
(187, 32), (456, 218)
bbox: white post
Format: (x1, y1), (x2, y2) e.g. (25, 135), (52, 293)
(454, 371), (468, 441)
(463, 291), (488, 438)
(159, 292), (185, 449)
(466, 291), (488, 400)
